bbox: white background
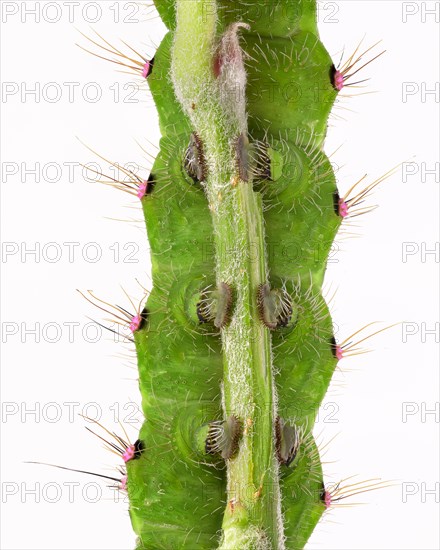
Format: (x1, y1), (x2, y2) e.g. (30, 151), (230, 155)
(1, 1), (439, 549)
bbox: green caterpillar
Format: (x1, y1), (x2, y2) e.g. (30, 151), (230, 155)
(80, 1), (386, 548)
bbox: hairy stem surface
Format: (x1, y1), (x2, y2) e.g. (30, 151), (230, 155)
(172, 1), (282, 547)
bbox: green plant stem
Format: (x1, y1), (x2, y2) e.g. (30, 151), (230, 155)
(172, 1), (283, 547)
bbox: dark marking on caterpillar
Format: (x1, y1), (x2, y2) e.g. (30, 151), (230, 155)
(133, 439), (145, 459)
(329, 63), (338, 91)
(235, 133), (250, 182)
(196, 300), (210, 324)
(332, 190), (341, 216)
(330, 336), (338, 358)
(275, 417), (300, 466)
(143, 174), (156, 196)
(137, 307), (149, 331)
(205, 415), (242, 460)
(257, 151), (272, 181)
(332, 188), (348, 218)
(184, 132), (207, 183)
(257, 283), (294, 330)
(277, 302), (293, 328)
(195, 290), (211, 325)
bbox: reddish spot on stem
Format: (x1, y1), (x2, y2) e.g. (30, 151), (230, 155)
(324, 490), (332, 508)
(228, 498), (237, 513)
(120, 475), (128, 490)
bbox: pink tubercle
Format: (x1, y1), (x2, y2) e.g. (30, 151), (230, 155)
(334, 70), (345, 91)
(336, 345), (344, 361)
(142, 59), (154, 79)
(137, 181), (148, 199)
(142, 61), (150, 79)
(338, 199), (348, 218)
(122, 445), (136, 463)
(129, 314), (141, 333)
(324, 490), (332, 509)
(120, 475), (128, 491)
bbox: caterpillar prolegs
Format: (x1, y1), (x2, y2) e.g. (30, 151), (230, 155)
(88, 1), (384, 548)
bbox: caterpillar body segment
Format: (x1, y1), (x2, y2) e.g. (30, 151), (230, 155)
(119, 0), (360, 547)
(129, 118), (226, 544)
(155, 0), (319, 37)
